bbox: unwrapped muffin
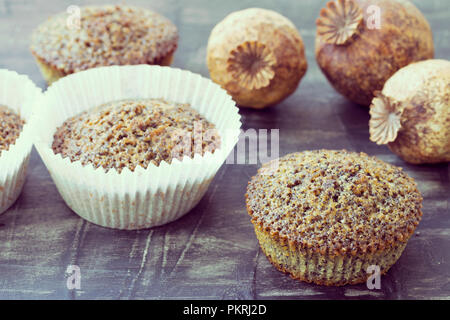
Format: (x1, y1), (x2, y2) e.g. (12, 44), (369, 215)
(246, 150), (422, 286)
(30, 5), (178, 84)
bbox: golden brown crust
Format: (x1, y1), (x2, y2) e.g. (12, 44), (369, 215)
(31, 54), (69, 85)
(30, 5), (178, 78)
(207, 8), (307, 109)
(32, 48), (176, 85)
(315, 0), (434, 106)
(246, 150), (422, 257)
(0, 105), (25, 154)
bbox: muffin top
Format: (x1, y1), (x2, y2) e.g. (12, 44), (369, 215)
(0, 106), (25, 154)
(246, 150), (423, 255)
(52, 99), (221, 173)
(30, 5), (178, 74)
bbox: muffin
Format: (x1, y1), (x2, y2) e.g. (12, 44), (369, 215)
(0, 69), (41, 215)
(246, 150), (423, 286)
(0, 106), (25, 154)
(30, 5), (178, 84)
(52, 98), (221, 173)
(34, 65), (241, 230)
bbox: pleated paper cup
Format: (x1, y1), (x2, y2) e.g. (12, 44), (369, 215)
(35, 65), (241, 230)
(0, 69), (41, 215)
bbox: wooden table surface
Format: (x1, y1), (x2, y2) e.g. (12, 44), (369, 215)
(0, 0), (449, 300)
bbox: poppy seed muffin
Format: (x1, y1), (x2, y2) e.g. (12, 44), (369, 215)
(0, 105), (25, 154)
(31, 5), (178, 84)
(246, 150), (423, 286)
(52, 99), (220, 173)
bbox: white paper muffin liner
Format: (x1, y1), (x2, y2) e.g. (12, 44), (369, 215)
(0, 69), (41, 215)
(34, 65), (241, 229)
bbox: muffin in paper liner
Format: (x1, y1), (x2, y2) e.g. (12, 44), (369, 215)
(0, 69), (41, 215)
(34, 65), (241, 230)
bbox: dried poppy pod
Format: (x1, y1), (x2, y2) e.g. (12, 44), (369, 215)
(315, 0), (434, 106)
(207, 8), (307, 109)
(369, 59), (450, 164)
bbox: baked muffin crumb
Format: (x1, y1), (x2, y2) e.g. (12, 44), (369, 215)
(52, 99), (221, 173)
(0, 106), (25, 154)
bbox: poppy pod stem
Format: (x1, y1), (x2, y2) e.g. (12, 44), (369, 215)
(226, 41), (277, 90)
(369, 92), (404, 145)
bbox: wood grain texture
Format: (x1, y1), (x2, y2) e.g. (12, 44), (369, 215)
(0, 0), (449, 300)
